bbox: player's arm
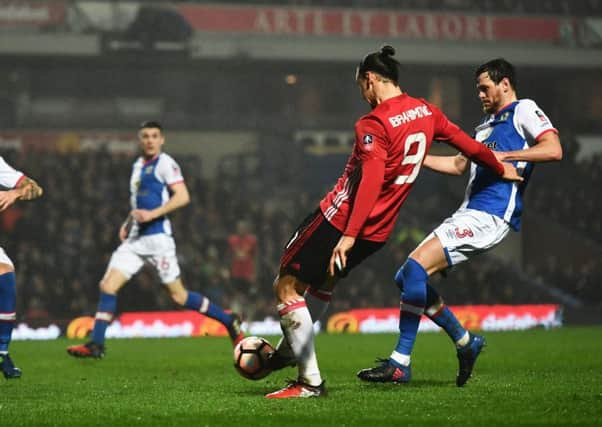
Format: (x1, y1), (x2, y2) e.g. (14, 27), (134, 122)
(119, 213), (133, 241)
(428, 101), (521, 181)
(0, 177), (43, 211)
(422, 153), (469, 176)
(131, 182), (190, 223)
(329, 157), (385, 276)
(446, 130), (522, 181)
(329, 118), (387, 276)
(496, 130), (562, 163)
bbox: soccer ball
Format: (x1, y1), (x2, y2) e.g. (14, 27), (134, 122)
(233, 336), (274, 380)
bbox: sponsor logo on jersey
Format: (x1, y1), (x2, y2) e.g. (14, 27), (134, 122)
(484, 140), (497, 149)
(388, 105), (432, 127)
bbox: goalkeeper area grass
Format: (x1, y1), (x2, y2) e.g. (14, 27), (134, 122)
(3, 326), (601, 426)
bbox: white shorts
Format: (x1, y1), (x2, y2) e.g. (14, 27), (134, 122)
(108, 234), (181, 284)
(0, 247), (13, 268)
(426, 208), (510, 266)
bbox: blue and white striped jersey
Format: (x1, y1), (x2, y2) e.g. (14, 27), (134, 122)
(460, 99), (557, 231)
(129, 152), (184, 237)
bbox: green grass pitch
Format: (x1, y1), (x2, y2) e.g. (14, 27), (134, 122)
(2, 327), (601, 426)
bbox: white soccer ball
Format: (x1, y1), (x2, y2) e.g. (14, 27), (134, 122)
(233, 336), (274, 380)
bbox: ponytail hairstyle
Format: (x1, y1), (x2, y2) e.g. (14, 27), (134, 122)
(356, 45), (401, 85)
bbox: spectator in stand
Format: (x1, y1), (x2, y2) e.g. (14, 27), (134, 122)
(227, 220), (258, 319)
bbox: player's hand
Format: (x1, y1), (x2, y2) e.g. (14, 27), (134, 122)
(328, 235), (356, 277)
(119, 224), (128, 242)
(0, 190), (20, 212)
(501, 162), (524, 182)
(131, 209), (155, 223)
(493, 151), (508, 162)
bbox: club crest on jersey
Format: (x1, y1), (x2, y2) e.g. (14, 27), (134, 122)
(499, 112), (510, 121)
(144, 165), (154, 175)
(362, 134), (374, 150)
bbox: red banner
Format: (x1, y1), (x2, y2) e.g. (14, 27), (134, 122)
(177, 4), (570, 43)
(326, 305), (562, 333)
(0, 0), (65, 29)
(65, 305), (562, 340)
(66, 311), (230, 339)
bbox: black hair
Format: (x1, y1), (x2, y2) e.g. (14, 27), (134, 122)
(139, 120), (163, 131)
(475, 58), (517, 90)
(356, 44), (401, 84)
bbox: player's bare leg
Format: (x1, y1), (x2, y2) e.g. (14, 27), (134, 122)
(166, 278), (244, 346)
(265, 274), (325, 399)
(408, 235), (449, 276)
(66, 268), (128, 358)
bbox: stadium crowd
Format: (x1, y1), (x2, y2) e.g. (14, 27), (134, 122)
(1, 137), (599, 326)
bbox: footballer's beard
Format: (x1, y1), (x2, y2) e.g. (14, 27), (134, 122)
(481, 102), (496, 115)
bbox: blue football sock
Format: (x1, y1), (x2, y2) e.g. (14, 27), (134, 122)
(185, 291), (232, 326)
(425, 284), (466, 344)
(0, 272), (17, 353)
(392, 258), (427, 363)
(91, 293), (117, 346)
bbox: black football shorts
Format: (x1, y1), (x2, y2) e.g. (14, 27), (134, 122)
(280, 208), (384, 286)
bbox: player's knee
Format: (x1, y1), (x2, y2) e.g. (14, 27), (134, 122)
(99, 279), (118, 295)
(0, 263), (14, 275)
(170, 289), (188, 306)
(273, 274), (300, 303)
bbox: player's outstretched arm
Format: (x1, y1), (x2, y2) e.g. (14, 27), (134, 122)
(131, 182), (190, 223)
(423, 154), (468, 176)
(496, 131), (562, 163)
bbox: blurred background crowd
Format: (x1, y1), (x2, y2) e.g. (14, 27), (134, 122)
(0, 0), (600, 326)
(1, 136), (600, 325)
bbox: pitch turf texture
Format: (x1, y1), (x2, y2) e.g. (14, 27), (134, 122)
(3, 327), (601, 427)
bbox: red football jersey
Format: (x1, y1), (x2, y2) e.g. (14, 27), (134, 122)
(319, 93), (462, 242)
(228, 234), (257, 280)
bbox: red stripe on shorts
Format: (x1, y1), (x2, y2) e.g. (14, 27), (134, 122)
(280, 213), (324, 268)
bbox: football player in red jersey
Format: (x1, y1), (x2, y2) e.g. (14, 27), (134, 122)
(264, 45), (522, 399)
